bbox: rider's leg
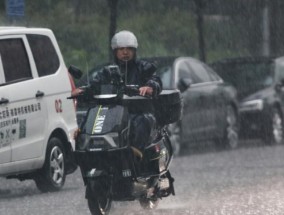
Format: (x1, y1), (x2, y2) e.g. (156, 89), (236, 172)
(130, 113), (156, 152)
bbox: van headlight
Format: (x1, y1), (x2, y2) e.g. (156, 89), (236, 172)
(239, 99), (263, 112)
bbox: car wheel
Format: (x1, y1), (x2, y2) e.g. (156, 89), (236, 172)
(34, 137), (66, 192)
(216, 105), (239, 150)
(264, 107), (283, 145)
(167, 122), (182, 156)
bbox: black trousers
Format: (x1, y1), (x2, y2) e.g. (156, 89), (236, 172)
(129, 113), (156, 151)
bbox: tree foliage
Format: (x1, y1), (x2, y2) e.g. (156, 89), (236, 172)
(1, 0), (284, 72)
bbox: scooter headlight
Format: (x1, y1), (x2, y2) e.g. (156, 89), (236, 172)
(88, 137), (110, 151)
(76, 134), (116, 151)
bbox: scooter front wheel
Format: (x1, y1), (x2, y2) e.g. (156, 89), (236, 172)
(86, 180), (112, 215)
(139, 197), (159, 210)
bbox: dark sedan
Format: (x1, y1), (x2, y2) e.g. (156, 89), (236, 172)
(153, 56), (239, 155)
(211, 56), (284, 145)
(76, 56), (239, 155)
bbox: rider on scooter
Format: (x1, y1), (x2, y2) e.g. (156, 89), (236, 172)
(90, 30), (162, 154)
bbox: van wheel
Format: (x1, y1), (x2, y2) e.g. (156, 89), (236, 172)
(264, 107), (283, 145)
(216, 105), (239, 150)
(34, 137), (66, 192)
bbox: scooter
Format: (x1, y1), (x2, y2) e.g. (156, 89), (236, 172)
(73, 65), (182, 215)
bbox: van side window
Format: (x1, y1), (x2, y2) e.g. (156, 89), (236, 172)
(27, 34), (60, 77)
(0, 38), (32, 83)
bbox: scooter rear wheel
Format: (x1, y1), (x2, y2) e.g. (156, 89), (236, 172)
(86, 180), (112, 215)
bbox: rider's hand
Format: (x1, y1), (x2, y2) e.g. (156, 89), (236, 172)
(139, 86), (153, 96)
(71, 88), (84, 97)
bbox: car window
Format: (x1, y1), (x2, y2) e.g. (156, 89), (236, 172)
(204, 64), (222, 81)
(27, 34), (60, 77)
(0, 38), (32, 83)
(275, 59), (284, 81)
(175, 60), (200, 85)
(156, 66), (172, 89)
(188, 60), (212, 83)
(213, 60), (274, 99)
(177, 61), (192, 79)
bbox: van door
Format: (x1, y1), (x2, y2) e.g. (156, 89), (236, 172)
(0, 63), (11, 164)
(0, 36), (47, 162)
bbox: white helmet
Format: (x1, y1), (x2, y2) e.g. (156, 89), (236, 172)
(111, 30), (138, 50)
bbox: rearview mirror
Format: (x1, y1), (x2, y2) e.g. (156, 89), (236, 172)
(275, 78), (284, 92)
(177, 78), (192, 92)
(68, 65), (83, 79)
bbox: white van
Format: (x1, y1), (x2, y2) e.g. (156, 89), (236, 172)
(0, 27), (78, 192)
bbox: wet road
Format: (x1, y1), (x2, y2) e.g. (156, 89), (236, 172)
(1, 140), (284, 215)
